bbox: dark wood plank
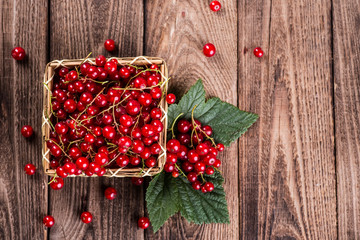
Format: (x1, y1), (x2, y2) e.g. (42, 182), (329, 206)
(144, 1), (239, 239)
(333, 0), (360, 238)
(49, 1), (144, 239)
(238, 0), (337, 238)
(0, 0), (48, 239)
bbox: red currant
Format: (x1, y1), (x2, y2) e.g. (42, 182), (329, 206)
(126, 100), (141, 115)
(116, 155), (129, 167)
(105, 187), (117, 200)
(104, 39), (116, 51)
(76, 157), (90, 170)
(50, 177), (64, 190)
(63, 162), (76, 175)
(216, 143), (225, 152)
(187, 172), (197, 183)
(24, 163), (36, 175)
(187, 149), (200, 163)
(138, 217), (150, 229)
(145, 157), (157, 168)
(81, 211), (93, 224)
(177, 119), (191, 133)
(210, 1), (221, 11)
(95, 55), (106, 66)
(166, 139), (180, 153)
(194, 162), (206, 174)
(94, 152), (108, 165)
(253, 47), (264, 58)
(21, 125), (33, 138)
(11, 47), (26, 60)
(130, 156), (141, 166)
(164, 162), (175, 172)
(131, 177), (144, 186)
(132, 140), (145, 153)
(102, 125), (116, 140)
(196, 143), (209, 156)
(192, 181), (201, 190)
(203, 43), (216, 57)
(204, 182), (214, 192)
(166, 93), (176, 104)
(150, 87), (162, 99)
(43, 215), (55, 228)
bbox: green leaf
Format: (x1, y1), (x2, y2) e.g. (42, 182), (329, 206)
(168, 79), (258, 146)
(146, 172), (229, 232)
(176, 171), (229, 224)
(146, 172), (180, 232)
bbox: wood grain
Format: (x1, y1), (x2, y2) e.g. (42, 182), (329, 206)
(238, 0), (337, 239)
(144, 1), (239, 239)
(0, 0), (48, 239)
(333, 0), (360, 239)
(49, 1), (144, 239)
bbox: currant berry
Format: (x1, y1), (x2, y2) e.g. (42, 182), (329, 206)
(145, 157), (157, 168)
(11, 47), (26, 60)
(177, 145), (188, 160)
(64, 99), (77, 113)
(166, 139), (180, 153)
(102, 125), (116, 140)
(138, 92), (153, 107)
(182, 161), (194, 173)
(21, 125), (33, 138)
(187, 172), (197, 183)
(59, 67), (69, 77)
(95, 55), (106, 66)
(196, 143), (209, 156)
(177, 133), (191, 145)
(97, 168), (106, 176)
(126, 100), (141, 115)
(119, 67), (130, 79)
(201, 125), (213, 136)
(172, 170), (179, 178)
(104, 61), (117, 74)
(201, 185), (208, 193)
(118, 136), (132, 149)
(204, 182), (214, 192)
(164, 162), (175, 173)
(24, 163), (36, 175)
(205, 166), (215, 175)
(69, 146), (82, 159)
(150, 87), (162, 99)
(116, 155), (129, 167)
(132, 140), (145, 153)
(213, 159), (221, 168)
(177, 119), (191, 133)
(130, 156), (141, 166)
(216, 143), (225, 152)
(166, 153), (178, 164)
(210, 1), (221, 11)
(150, 143), (161, 155)
(81, 211), (93, 224)
(192, 181), (201, 190)
(43, 215), (55, 228)
(150, 108), (162, 119)
(63, 162), (76, 175)
(131, 177), (144, 186)
(203, 43), (216, 57)
(105, 187), (117, 200)
(94, 153), (109, 165)
(56, 166), (68, 178)
(120, 114), (133, 127)
(187, 149), (200, 163)
(141, 124), (156, 137)
(55, 122), (68, 135)
(89, 162), (101, 174)
(49, 177), (64, 190)
(166, 93), (176, 104)
(194, 162), (206, 174)
(138, 217), (150, 229)
(203, 154), (216, 165)
(68, 70), (78, 81)
(140, 147), (151, 159)
(253, 47), (264, 58)
(76, 157), (90, 170)
(104, 39), (115, 51)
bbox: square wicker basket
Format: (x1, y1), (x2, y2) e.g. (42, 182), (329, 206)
(42, 56), (168, 177)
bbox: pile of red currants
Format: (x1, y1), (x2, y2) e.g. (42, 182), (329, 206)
(165, 117), (224, 193)
(45, 56), (170, 190)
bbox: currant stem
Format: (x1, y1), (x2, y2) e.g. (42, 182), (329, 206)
(170, 113), (184, 139)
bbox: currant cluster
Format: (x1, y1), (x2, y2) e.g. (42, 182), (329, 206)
(165, 117), (225, 193)
(46, 56), (168, 189)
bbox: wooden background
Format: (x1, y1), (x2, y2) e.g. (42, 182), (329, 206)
(0, 0), (359, 239)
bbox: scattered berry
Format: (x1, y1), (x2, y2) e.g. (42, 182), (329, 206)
(11, 47), (26, 60)
(138, 217), (150, 229)
(104, 39), (116, 52)
(43, 215), (55, 228)
(210, 1), (221, 12)
(21, 125), (33, 138)
(24, 163), (36, 175)
(166, 93), (176, 104)
(203, 43), (216, 57)
(253, 47), (264, 58)
(104, 187), (117, 200)
(81, 211), (93, 224)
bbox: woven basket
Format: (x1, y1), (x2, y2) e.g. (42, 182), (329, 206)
(42, 56), (168, 177)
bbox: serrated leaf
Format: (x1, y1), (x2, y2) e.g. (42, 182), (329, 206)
(146, 172), (180, 232)
(146, 172), (229, 232)
(176, 171), (229, 224)
(168, 79), (258, 146)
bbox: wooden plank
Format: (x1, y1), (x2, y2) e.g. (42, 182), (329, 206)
(0, 0), (48, 239)
(48, 1), (144, 239)
(238, 0), (337, 238)
(333, 0), (360, 238)
(144, 1), (239, 239)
